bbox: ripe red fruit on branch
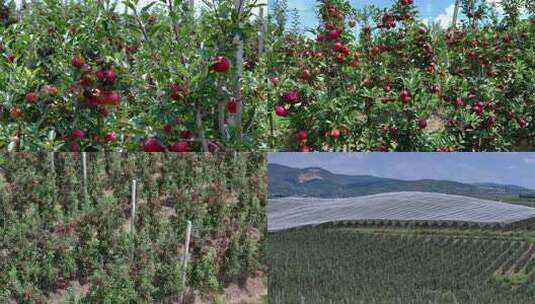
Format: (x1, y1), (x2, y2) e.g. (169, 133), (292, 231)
(275, 105), (288, 117)
(105, 132), (117, 143)
(96, 68), (116, 83)
(143, 138), (166, 152)
(282, 91), (299, 103)
(418, 118), (427, 129)
(6, 53), (15, 63)
(180, 130), (192, 139)
(70, 129), (85, 140)
(348, 19), (356, 28)
(208, 142), (219, 153)
(71, 55), (85, 69)
(25, 92), (38, 104)
(300, 145), (311, 152)
(294, 130), (308, 143)
(170, 141), (189, 153)
(453, 97), (464, 108)
(329, 129), (341, 140)
(487, 116), (496, 129)
(467, 51), (477, 61)
(102, 91), (120, 105)
(69, 143), (80, 152)
(301, 69), (311, 81)
(227, 97), (238, 113)
(431, 85), (441, 94)
(271, 76), (280, 86)
(163, 123), (172, 135)
(212, 56), (230, 73)
(104, 69), (116, 82)
(327, 29), (340, 40)
(400, 90), (411, 104)
(333, 42), (344, 52)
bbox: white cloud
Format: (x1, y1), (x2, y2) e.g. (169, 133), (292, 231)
(433, 4), (458, 29)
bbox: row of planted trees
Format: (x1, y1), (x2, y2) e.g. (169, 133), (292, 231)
(0, 152), (266, 302)
(2, 0), (535, 151)
(1, 0), (269, 152)
(265, 0), (535, 151)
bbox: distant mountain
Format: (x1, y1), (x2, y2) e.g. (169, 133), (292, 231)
(268, 164), (535, 201)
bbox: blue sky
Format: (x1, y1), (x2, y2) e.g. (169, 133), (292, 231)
(268, 153), (535, 189)
(270, 0), (479, 30)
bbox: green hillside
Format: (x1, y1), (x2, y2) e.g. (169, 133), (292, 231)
(268, 164), (535, 201)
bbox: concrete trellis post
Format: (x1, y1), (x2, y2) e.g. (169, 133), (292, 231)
(82, 152), (88, 204)
(180, 220), (192, 302)
(49, 152), (55, 173)
(452, 0), (460, 29)
(130, 179), (137, 235)
(234, 0), (245, 134)
(258, 6), (266, 56)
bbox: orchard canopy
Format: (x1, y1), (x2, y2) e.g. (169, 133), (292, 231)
(1, 0), (535, 151)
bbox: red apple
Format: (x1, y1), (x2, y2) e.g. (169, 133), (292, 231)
(170, 141), (189, 153)
(6, 53), (15, 63)
(212, 56), (230, 73)
(282, 91), (299, 103)
(102, 91), (120, 105)
(227, 97), (238, 113)
(418, 118), (427, 129)
(143, 138), (166, 152)
(71, 55), (85, 69)
(163, 123), (173, 135)
(70, 129), (85, 140)
(105, 132), (117, 143)
(294, 130), (308, 143)
(400, 90), (411, 104)
(329, 129), (341, 140)
(275, 105), (288, 117)
(25, 92), (39, 104)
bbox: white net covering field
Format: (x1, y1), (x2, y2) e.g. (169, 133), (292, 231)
(268, 192), (535, 232)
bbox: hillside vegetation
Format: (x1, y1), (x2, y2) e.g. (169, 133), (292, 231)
(268, 164), (535, 200)
(0, 153), (266, 303)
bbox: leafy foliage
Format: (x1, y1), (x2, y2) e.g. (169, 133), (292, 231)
(269, 227), (535, 303)
(265, 0), (535, 151)
(0, 152), (266, 303)
(0, 0), (267, 152)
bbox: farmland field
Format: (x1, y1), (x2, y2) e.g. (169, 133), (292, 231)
(0, 153), (267, 303)
(268, 227), (535, 304)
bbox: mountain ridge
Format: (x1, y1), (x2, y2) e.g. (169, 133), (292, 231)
(268, 164), (535, 200)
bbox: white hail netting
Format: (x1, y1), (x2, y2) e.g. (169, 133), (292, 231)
(267, 192), (535, 232)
